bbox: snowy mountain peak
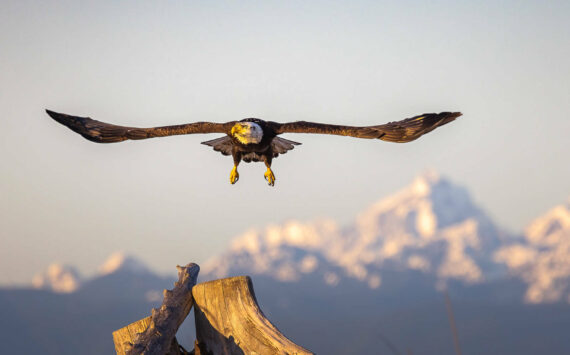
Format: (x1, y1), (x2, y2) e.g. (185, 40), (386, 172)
(204, 219), (342, 282)
(411, 169), (441, 195)
(346, 174), (503, 284)
(356, 172), (498, 244)
(205, 173), (505, 288)
(358, 172), (485, 235)
(495, 198), (570, 303)
(98, 252), (149, 276)
(32, 263), (81, 293)
(229, 219), (340, 254)
(524, 200), (570, 246)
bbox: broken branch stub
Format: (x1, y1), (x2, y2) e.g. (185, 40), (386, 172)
(113, 262), (200, 355)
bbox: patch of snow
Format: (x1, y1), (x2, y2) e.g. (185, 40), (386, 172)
(98, 252), (149, 275)
(494, 245), (537, 269)
(276, 263), (298, 282)
(367, 274), (382, 289)
(324, 272), (340, 286)
(32, 263), (81, 293)
(495, 199), (570, 303)
(145, 290), (163, 303)
(407, 255), (431, 272)
(300, 255), (318, 273)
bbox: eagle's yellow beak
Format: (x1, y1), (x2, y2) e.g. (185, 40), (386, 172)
(231, 123), (244, 137)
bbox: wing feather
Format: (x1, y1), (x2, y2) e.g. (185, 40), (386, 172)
(201, 136), (233, 156)
(271, 137), (301, 157)
(46, 110), (234, 143)
(274, 112), (461, 143)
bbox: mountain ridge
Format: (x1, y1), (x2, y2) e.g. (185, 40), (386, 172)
(203, 171), (511, 290)
(5, 172), (570, 355)
(26, 172), (570, 305)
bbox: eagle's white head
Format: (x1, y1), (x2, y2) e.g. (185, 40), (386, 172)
(231, 122), (263, 145)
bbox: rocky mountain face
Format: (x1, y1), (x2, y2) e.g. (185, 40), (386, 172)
(204, 171), (509, 290)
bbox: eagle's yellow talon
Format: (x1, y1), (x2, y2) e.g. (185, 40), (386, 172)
(230, 167), (239, 184)
(264, 168), (275, 186)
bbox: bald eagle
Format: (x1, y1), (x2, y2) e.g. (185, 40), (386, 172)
(45, 110), (461, 186)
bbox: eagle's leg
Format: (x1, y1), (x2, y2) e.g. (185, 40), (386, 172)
(262, 154), (275, 186)
(230, 151), (241, 185)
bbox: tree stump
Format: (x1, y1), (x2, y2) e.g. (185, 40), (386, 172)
(192, 276), (314, 355)
(113, 263), (200, 355)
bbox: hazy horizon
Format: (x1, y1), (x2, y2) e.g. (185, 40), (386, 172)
(1, 0), (569, 285)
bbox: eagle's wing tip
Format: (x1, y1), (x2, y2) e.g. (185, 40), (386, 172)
(45, 109), (66, 123)
(45, 109), (68, 121)
(437, 111), (462, 124)
(45, 109), (74, 127)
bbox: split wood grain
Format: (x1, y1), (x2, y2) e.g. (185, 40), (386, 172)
(192, 276), (314, 355)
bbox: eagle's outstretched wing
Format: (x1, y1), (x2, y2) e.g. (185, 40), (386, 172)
(273, 112), (461, 143)
(46, 110), (234, 143)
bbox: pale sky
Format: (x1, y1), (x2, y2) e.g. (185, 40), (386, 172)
(1, 0), (569, 285)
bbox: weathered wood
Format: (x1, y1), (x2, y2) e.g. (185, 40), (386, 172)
(113, 317), (153, 355)
(113, 318), (185, 355)
(192, 276), (314, 355)
(113, 263), (200, 355)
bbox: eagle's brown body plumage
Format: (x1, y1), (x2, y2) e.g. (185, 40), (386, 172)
(45, 110), (462, 185)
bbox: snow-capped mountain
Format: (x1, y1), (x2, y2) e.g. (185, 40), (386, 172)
(204, 171), (507, 288)
(12, 175), (570, 355)
(495, 198), (570, 303)
(7, 253), (177, 355)
(204, 218), (349, 286)
(98, 251), (150, 276)
(339, 171), (505, 283)
(32, 263), (82, 293)
(31, 252), (158, 296)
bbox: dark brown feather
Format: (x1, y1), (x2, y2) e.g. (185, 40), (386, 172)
(46, 110), (233, 143)
(271, 137), (301, 157)
(242, 152), (264, 163)
(274, 112), (462, 142)
(201, 136), (301, 160)
(201, 136), (233, 156)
